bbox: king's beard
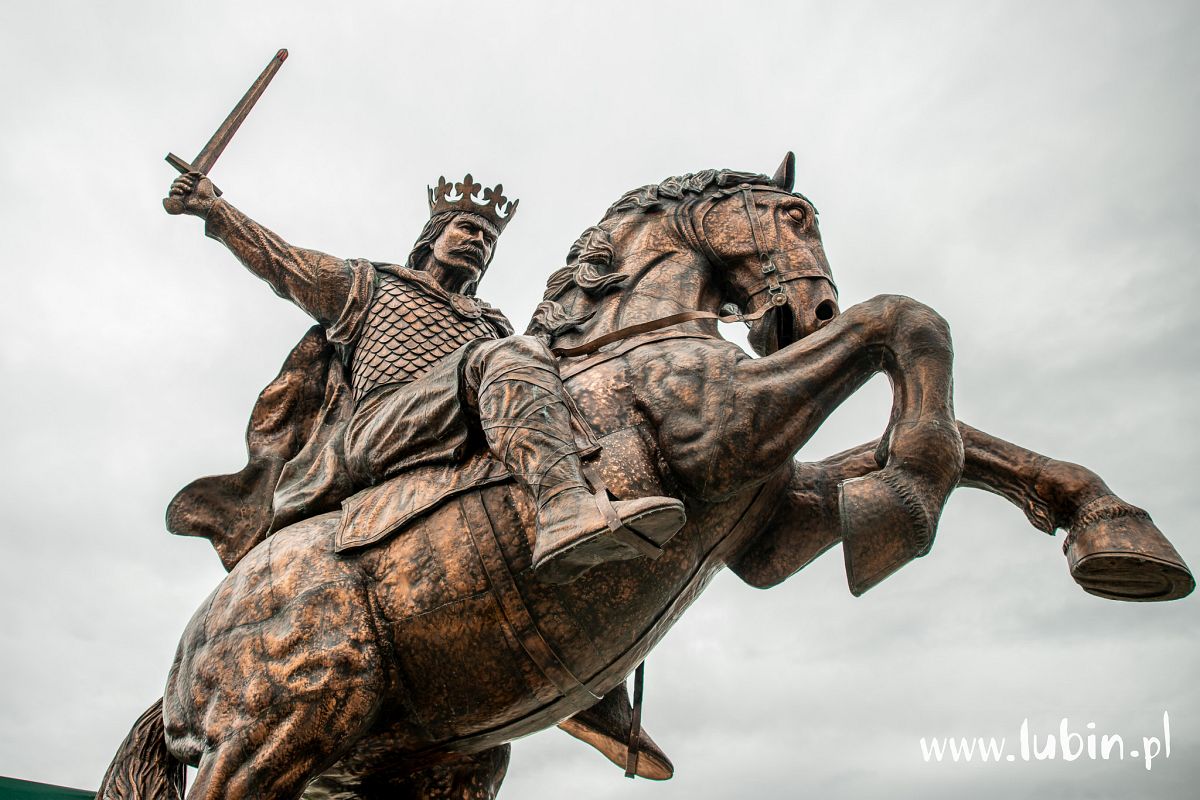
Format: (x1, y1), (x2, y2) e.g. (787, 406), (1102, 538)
(424, 254), (482, 295)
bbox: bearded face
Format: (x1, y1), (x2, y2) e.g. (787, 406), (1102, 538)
(430, 214), (499, 288)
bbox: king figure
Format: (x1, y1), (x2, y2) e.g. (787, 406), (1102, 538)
(165, 171), (686, 583)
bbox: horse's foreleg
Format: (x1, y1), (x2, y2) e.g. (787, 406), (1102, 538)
(729, 423), (1193, 600)
(957, 422), (1193, 601)
(731, 295), (963, 593)
(727, 443), (874, 589)
(731, 295), (958, 479)
(957, 421), (1105, 534)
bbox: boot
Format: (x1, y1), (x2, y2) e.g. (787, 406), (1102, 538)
(474, 351), (685, 584)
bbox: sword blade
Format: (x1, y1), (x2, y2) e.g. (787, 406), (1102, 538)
(167, 48), (288, 176)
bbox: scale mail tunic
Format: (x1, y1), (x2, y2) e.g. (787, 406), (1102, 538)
(343, 270), (503, 485)
(165, 199), (513, 569)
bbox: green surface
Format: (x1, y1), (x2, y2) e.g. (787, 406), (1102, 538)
(0, 777), (94, 799)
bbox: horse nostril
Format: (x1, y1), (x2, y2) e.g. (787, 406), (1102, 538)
(815, 300), (836, 322)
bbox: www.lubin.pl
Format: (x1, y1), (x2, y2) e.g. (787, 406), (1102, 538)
(919, 712), (1172, 770)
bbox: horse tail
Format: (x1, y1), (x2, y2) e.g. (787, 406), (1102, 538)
(96, 698), (185, 799)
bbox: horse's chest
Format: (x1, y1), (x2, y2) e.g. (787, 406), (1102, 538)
(566, 367), (671, 499)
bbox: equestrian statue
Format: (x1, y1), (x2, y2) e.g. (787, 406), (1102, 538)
(97, 52), (1194, 800)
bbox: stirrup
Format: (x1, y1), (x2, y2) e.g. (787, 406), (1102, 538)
(557, 672), (675, 781)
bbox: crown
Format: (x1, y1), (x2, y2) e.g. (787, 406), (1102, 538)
(427, 174), (519, 233)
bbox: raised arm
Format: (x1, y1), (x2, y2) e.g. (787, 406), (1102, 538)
(167, 172), (366, 331)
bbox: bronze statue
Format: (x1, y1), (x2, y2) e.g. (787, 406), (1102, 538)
(98, 55), (1193, 800)
(160, 167), (683, 585)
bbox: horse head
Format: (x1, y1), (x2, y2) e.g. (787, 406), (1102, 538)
(528, 153), (839, 357)
(686, 152), (840, 355)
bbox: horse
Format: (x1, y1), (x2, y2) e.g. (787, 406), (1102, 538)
(98, 154), (1193, 800)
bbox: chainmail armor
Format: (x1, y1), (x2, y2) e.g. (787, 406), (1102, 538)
(351, 272), (497, 402)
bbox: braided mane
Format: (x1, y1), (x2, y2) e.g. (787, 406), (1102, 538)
(526, 169), (774, 340)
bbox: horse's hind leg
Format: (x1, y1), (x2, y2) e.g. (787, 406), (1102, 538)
(344, 745), (510, 800)
(186, 682), (382, 800)
(729, 422), (1193, 600)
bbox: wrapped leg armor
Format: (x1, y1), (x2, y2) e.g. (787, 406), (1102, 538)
(465, 337), (685, 583)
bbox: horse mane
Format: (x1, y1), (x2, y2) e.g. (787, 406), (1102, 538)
(526, 168), (775, 340)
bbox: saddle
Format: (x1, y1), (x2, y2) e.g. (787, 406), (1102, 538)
(334, 450), (510, 552)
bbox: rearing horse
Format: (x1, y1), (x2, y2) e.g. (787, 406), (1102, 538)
(99, 156), (1193, 800)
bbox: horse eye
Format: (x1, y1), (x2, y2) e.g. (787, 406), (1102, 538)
(787, 208), (806, 224)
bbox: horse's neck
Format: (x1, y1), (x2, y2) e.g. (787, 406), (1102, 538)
(567, 223), (720, 344)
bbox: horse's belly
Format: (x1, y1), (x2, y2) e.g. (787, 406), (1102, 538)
(360, 492), (567, 745)
(163, 431), (751, 765)
(360, 469), (734, 753)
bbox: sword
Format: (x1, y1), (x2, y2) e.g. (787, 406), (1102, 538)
(163, 48), (288, 214)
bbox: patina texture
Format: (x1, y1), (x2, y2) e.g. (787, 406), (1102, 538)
(96, 58), (1193, 799)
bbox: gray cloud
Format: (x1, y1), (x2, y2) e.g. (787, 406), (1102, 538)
(1, 1), (1197, 797)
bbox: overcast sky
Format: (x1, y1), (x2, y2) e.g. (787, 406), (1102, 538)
(1, 1), (1198, 797)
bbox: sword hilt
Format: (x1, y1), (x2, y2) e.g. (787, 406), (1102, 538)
(162, 154), (224, 215)
(162, 48), (286, 214)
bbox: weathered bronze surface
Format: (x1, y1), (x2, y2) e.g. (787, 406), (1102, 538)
(97, 64), (1193, 799)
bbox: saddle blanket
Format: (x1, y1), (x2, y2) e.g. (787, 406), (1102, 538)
(334, 450), (511, 552)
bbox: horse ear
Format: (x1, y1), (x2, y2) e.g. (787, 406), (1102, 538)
(772, 151), (796, 191)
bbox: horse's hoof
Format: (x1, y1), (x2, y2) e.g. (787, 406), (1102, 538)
(1064, 496), (1194, 602)
(839, 470), (939, 596)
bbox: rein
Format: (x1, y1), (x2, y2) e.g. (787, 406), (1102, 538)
(550, 305), (768, 358)
(550, 184), (831, 359)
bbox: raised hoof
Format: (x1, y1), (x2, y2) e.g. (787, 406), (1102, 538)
(1065, 497), (1194, 602)
(840, 471), (938, 596)
(534, 497), (686, 585)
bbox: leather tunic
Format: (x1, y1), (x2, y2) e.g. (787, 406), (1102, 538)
(350, 271), (497, 402)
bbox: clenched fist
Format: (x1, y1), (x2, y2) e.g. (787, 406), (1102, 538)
(165, 171), (217, 217)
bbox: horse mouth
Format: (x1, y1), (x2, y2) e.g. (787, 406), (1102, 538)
(775, 303), (798, 350)
(771, 297), (838, 352)
(746, 304), (797, 357)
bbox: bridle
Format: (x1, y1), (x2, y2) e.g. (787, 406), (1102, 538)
(684, 183), (836, 307)
(551, 183), (835, 358)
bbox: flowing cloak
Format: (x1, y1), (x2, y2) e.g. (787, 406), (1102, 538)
(165, 199), (513, 571)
